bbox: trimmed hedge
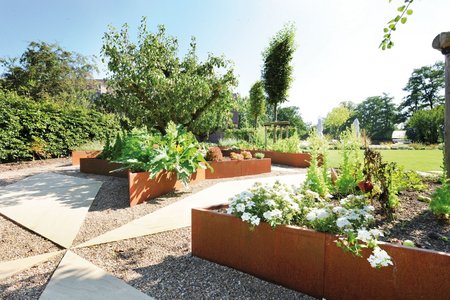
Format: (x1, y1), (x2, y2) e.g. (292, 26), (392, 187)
(0, 91), (120, 162)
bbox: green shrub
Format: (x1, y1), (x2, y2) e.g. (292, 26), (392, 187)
(0, 91), (120, 162)
(254, 152), (265, 159)
(270, 134), (301, 153)
(430, 183), (450, 218)
(224, 128), (256, 141)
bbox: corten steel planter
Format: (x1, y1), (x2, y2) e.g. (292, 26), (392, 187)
(79, 158), (128, 178)
(192, 205), (326, 298)
(249, 150), (312, 168)
(71, 150), (102, 165)
(205, 158), (271, 179)
(129, 169), (205, 206)
(192, 205), (450, 299)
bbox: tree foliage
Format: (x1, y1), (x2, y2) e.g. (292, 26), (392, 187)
(406, 105), (444, 144)
(276, 106), (308, 138)
(355, 94), (397, 141)
(324, 104), (354, 139)
(262, 23), (296, 121)
(0, 41), (97, 104)
(398, 61), (445, 122)
(248, 81), (266, 128)
(101, 17), (238, 136)
(380, 0), (414, 50)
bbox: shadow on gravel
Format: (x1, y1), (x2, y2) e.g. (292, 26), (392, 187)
(126, 254), (313, 300)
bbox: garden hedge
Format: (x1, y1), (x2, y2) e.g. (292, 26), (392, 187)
(0, 91), (119, 162)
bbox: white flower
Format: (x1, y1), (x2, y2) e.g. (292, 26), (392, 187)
(367, 247), (393, 268)
(346, 210), (360, 220)
(226, 207), (234, 214)
(332, 206), (347, 215)
(306, 211), (317, 222)
(340, 198), (349, 205)
(364, 213), (375, 222)
(357, 229), (372, 242)
(250, 216), (260, 226)
(235, 203), (246, 213)
(364, 205), (375, 212)
(127, 158), (138, 163)
(246, 201), (255, 209)
(265, 199), (277, 207)
(263, 209), (282, 220)
(316, 208), (330, 220)
(325, 194), (333, 199)
(241, 212), (252, 222)
(369, 228), (384, 238)
(240, 191), (254, 199)
(305, 190), (320, 199)
(289, 202), (299, 210)
(336, 217), (351, 228)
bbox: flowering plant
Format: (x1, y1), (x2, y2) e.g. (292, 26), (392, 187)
(227, 181), (393, 268)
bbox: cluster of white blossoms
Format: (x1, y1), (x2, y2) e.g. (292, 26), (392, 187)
(367, 247), (393, 268)
(226, 184), (393, 268)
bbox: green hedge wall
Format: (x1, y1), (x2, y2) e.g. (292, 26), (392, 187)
(0, 91), (120, 162)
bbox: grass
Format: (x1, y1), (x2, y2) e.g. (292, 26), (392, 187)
(327, 150), (443, 172)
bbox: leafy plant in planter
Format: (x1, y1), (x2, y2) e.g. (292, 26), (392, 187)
(430, 181), (450, 221)
(206, 147), (223, 162)
(254, 152), (265, 159)
(270, 133), (301, 153)
(230, 152), (244, 161)
(304, 131), (331, 197)
(117, 122), (209, 187)
(241, 150), (252, 160)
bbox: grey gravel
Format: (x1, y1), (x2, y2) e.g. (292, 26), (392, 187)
(0, 252), (64, 300)
(74, 227), (316, 300)
(0, 215), (62, 262)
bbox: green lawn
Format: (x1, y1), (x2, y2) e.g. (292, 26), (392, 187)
(328, 150), (443, 172)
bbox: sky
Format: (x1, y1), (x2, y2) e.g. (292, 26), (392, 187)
(0, 0), (449, 124)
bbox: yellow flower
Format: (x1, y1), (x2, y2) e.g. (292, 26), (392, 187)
(176, 144), (183, 153)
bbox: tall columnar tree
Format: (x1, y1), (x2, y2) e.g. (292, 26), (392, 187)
(355, 94), (397, 141)
(262, 23), (296, 121)
(0, 41), (97, 104)
(398, 61), (445, 122)
(101, 17), (238, 135)
(248, 81), (266, 128)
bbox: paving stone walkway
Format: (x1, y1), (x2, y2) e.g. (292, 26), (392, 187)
(0, 169), (306, 299)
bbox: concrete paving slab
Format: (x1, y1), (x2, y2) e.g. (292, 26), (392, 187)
(76, 174), (305, 248)
(0, 172), (99, 192)
(0, 174), (102, 248)
(0, 251), (63, 280)
(40, 251), (153, 300)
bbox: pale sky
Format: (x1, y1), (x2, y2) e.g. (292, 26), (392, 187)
(0, 0), (449, 124)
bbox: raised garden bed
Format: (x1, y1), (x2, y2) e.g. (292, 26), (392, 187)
(205, 158), (271, 179)
(192, 205), (450, 299)
(220, 149), (312, 168)
(79, 158), (128, 178)
(71, 150), (102, 165)
(129, 169), (205, 206)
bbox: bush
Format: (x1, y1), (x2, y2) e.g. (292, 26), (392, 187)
(230, 152), (244, 161)
(406, 106), (444, 144)
(224, 128), (256, 142)
(430, 183), (450, 219)
(241, 150), (252, 159)
(0, 91), (120, 162)
(254, 152), (265, 159)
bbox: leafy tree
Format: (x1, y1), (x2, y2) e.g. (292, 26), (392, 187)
(276, 106), (308, 138)
(405, 105), (444, 144)
(324, 104), (354, 139)
(262, 23), (296, 121)
(248, 81), (266, 128)
(355, 94), (397, 141)
(0, 41), (97, 104)
(101, 18), (238, 135)
(398, 61), (445, 122)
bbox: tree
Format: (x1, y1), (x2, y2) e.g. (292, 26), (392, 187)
(406, 105), (444, 144)
(0, 41), (97, 104)
(355, 94), (397, 141)
(262, 23), (296, 121)
(101, 18), (238, 135)
(323, 104), (354, 139)
(398, 61), (445, 122)
(248, 81), (266, 128)
(276, 106), (308, 138)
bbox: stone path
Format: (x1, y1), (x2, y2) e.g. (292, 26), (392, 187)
(0, 169), (306, 299)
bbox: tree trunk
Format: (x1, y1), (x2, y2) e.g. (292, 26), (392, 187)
(445, 54), (450, 179)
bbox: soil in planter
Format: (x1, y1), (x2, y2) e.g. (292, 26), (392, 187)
(376, 180), (450, 253)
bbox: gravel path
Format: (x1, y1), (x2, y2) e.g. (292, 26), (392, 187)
(0, 159), (313, 299)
